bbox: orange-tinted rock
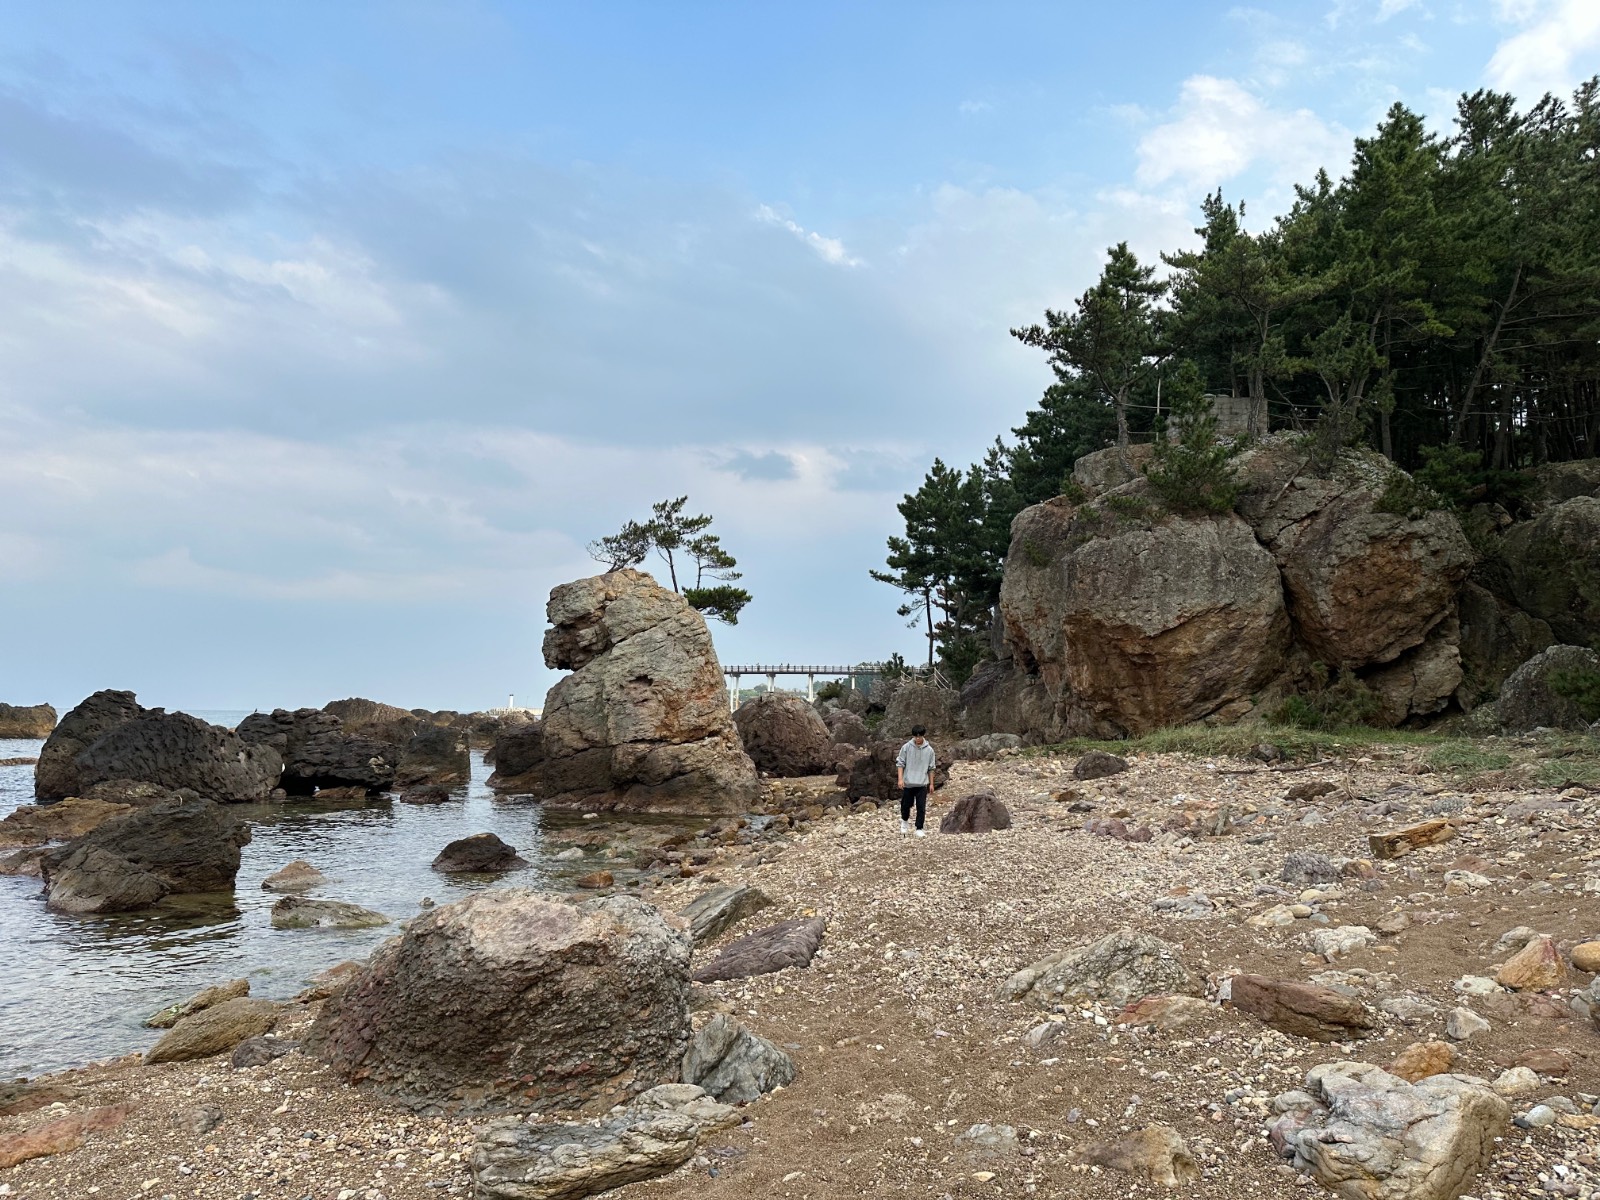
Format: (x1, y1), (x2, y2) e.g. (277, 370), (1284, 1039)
(1569, 941), (1600, 973)
(1497, 935), (1566, 991)
(1389, 1040), (1455, 1082)
(1369, 819), (1455, 860)
(0, 1104), (131, 1169)
(1227, 974), (1377, 1041)
(575, 870), (614, 889)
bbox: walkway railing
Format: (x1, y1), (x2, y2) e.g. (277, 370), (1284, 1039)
(721, 661), (952, 708)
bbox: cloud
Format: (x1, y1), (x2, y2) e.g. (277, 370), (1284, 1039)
(720, 449), (799, 482)
(755, 203), (862, 267)
(1377, 0), (1420, 19)
(1135, 75), (1350, 190)
(958, 99), (993, 115)
(1486, 0), (1600, 102)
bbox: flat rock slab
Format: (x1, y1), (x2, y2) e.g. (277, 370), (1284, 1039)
(692, 916), (826, 984)
(271, 896), (390, 930)
(0, 797), (132, 848)
(1082, 1125), (1198, 1186)
(1369, 818), (1454, 860)
(1228, 974), (1377, 1041)
(0, 1103), (131, 1170)
(679, 884), (773, 944)
(145, 998), (280, 1064)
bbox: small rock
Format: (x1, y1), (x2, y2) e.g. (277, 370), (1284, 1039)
(1570, 941), (1600, 973)
(1492, 1066), (1540, 1097)
(1285, 780), (1337, 803)
(955, 1123), (1018, 1162)
(1512, 1047), (1571, 1076)
(1497, 934), (1566, 991)
(1388, 1041), (1454, 1083)
(430, 832), (528, 873)
(1081, 1125), (1197, 1186)
(144, 979), (249, 1030)
(261, 860), (328, 892)
(679, 885), (773, 944)
(938, 791), (1012, 835)
(575, 870), (614, 889)
(270, 896), (389, 930)
(1281, 851), (1338, 887)
(145, 998), (280, 1064)
(1073, 751), (1128, 781)
(1454, 975), (1502, 996)
(230, 1036), (299, 1069)
(1227, 975), (1377, 1042)
(1446, 1007), (1491, 1041)
(1515, 1103), (1558, 1129)
(183, 1104), (224, 1137)
(0, 1104), (132, 1170)
(1308, 925), (1376, 960)
(680, 1014), (795, 1104)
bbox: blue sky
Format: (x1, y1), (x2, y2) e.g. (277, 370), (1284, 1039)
(2, 0), (1596, 713)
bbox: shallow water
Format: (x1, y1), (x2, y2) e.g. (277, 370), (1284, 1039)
(0, 739), (696, 1078)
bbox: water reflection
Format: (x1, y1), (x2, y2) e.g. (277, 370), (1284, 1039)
(0, 746), (702, 1077)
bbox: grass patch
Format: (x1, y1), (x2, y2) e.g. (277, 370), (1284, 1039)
(1422, 743), (1512, 775)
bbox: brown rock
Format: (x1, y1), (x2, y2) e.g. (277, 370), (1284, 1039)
(938, 791), (1012, 835)
(1118, 995), (1216, 1032)
(732, 694), (834, 777)
(144, 998), (280, 1064)
(1227, 974), (1378, 1041)
(431, 832), (528, 873)
(692, 916), (826, 984)
(1285, 779), (1338, 803)
(1369, 818), (1455, 860)
(575, 870), (614, 889)
(1074, 750), (1129, 780)
(1497, 934), (1567, 991)
(145, 978), (250, 1029)
(0, 796), (133, 847)
(0, 1081), (79, 1118)
(1081, 1125), (1198, 1187)
(1512, 1047), (1572, 1076)
(1571, 941), (1600, 973)
(1389, 1040), (1455, 1082)
(0, 701), (56, 739)
(261, 859), (327, 892)
(295, 960), (365, 1002)
(0, 846), (45, 877)
(534, 570), (761, 813)
(305, 890), (690, 1112)
(0, 1104), (131, 1169)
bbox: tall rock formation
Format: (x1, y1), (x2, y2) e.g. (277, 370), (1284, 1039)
(532, 571), (759, 813)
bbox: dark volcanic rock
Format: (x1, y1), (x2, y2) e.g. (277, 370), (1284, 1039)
(305, 890), (691, 1112)
(939, 791), (1012, 835)
(431, 832), (528, 874)
(394, 727), (470, 789)
(399, 784), (454, 805)
(1074, 750), (1129, 780)
(40, 798), (251, 913)
(70, 711), (282, 803)
(835, 743), (950, 803)
(236, 708), (398, 795)
(692, 916), (826, 984)
(230, 1036), (299, 1069)
(485, 723), (545, 792)
(321, 698), (421, 744)
(822, 709), (870, 746)
(732, 694), (834, 777)
(35, 690), (145, 802)
(0, 703), (56, 739)
(1497, 644), (1600, 732)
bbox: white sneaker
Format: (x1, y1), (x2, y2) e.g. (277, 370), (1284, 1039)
(900, 819), (910, 834)
(914, 828), (926, 838)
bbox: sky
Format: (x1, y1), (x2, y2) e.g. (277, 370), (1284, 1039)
(2, 0), (1597, 715)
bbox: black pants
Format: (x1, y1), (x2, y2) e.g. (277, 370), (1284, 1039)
(900, 785), (929, 829)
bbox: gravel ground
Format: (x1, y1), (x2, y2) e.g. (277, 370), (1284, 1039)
(5, 745), (1600, 1200)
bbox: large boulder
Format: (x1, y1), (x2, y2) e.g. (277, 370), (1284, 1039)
(35, 690), (146, 801)
(306, 890), (691, 1113)
(394, 727), (470, 789)
(1363, 612), (1464, 727)
(40, 797), (251, 913)
(835, 742), (950, 803)
(1002, 930), (1195, 1010)
(1527, 459), (1600, 506)
(236, 708), (399, 795)
(321, 697), (422, 743)
(1236, 443), (1475, 669)
(1455, 582), (1555, 709)
(1072, 444), (1155, 498)
(485, 722), (546, 792)
(1496, 644), (1600, 732)
(732, 694), (833, 777)
(432, 832), (528, 874)
(68, 710), (282, 803)
(1494, 496), (1600, 646)
(822, 708), (870, 746)
(998, 492), (1291, 737)
(533, 571), (760, 813)
(957, 658), (1060, 741)
(0, 703), (56, 739)
(1276, 1061), (1508, 1200)
(876, 680), (961, 741)
(0, 797), (132, 848)
(144, 998), (280, 1065)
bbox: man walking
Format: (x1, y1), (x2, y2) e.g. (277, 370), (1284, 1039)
(896, 724), (936, 837)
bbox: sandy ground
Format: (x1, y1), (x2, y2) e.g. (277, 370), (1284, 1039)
(5, 744), (1600, 1200)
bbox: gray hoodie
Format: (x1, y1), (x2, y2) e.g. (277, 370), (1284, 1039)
(896, 738), (936, 787)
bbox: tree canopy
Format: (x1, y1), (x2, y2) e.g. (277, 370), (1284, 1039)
(589, 496), (752, 624)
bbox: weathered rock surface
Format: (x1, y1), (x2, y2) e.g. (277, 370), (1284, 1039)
(950, 732), (1022, 760)
(34, 689), (145, 801)
(822, 709), (870, 747)
(1082, 1125), (1198, 1187)
(0, 796), (132, 847)
(261, 859), (327, 892)
(1455, 582), (1555, 709)
(533, 571), (760, 813)
(938, 791), (1012, 834)
(1073, 750), (1128, 780)
(732, 694), (834, 777)
(1496, 644), (1600, 732)
(67, 708), (282, 803)
(999, 495), (1291, 737)
(1388, 1041), (1456, 1083)
(145, 997), (281, 1064)
(836, 742), (950, 803)
(1364, 612), (1464, 727)
(321, 697), (421, 744)
(230, 1035), (299, 1069)
(306, 890), (691, 1112)
(270, 896), (390, 929)
(1494, 495), (1600, 646)
(679, 884), (772, 944)
(485, 722), (546, 792)
(680, 1014), (795, 1104)
(431, 832), (528, 874)
(236, 707), (398, 795)
(692, 916), (826, 984)
(0, 1104), (131, 1170)
(145, 978), (249, 1029)
(1496, 934), (1566, 990)
(394, 726), (470, 789)
(877, 680), (960, 742)
(1227, 974), (1377, 1041)
(41, 798), (251, 913)
(1003, 930), (1194, 1010)
(956, 657), (1059, 743)
(0, 702), (56, 739)
(1278, 1061), (1509, 1200)
(471, 1087), (727, 1200)
(1370, 819), (1455, 860)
